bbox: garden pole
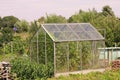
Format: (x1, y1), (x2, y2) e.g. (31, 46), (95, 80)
(37, 32), (39, 63)
(45, 32), (47, 65)
(80, 42), (82, 70)
(54, 42), (56, 76)
(67, 43), (70, 72)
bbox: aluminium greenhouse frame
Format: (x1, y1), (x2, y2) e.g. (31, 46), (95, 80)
(30, 23), (105, 76)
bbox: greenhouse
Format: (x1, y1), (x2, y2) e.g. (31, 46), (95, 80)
(29, 23), (105, 76)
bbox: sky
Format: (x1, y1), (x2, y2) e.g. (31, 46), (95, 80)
(0, 0), (120, 21)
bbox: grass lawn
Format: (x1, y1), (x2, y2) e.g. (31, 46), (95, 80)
(48, 70), (120, 80)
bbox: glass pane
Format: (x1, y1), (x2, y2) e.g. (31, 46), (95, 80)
(56, 43), (68, 73)
(43, 25), (59, 31)
(42, 23), (104, 42)
(63, 32), (78, 40)
(69, 24), (84, 32)
(76, 32), (90, 40)
(88, 31), (103, 40)
(53, 32), (66, 41)
(81, 24), (95, 31)
(57, 25), (71, 31)
(69, 42), (81, 71)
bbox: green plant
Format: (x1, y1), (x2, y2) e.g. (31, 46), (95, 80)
(11, 58), (54, 79)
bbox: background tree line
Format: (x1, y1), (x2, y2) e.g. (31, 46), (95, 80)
(0, 5), (120, 52)
(38, 5), (120, 47)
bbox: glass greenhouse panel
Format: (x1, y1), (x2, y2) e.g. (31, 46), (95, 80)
(56, 43), (68, 73)
(43, 25), (59, 31)
(69, 42), (81, 71)
(76, 31), (90, 40)
(81, 24), (95, 31)
(69, 24), (84, 32)
(57, 25), (71, 31)
(42, 23), (104, 42)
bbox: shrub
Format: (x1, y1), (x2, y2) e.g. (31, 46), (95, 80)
(11, 58), (54, 79)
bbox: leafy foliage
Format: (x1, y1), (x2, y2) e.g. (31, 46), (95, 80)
(0, 16), (19, 48)
(0, 27), (13, 46)
(45, 14), (67, 23)
(11, 58), (54, 80)
(102, 5), (115, 16)
(29, 21), (39, 34)
(68, 5), (120, 47)
(14, 20), (30, 33)
(1, 16), (19, 28)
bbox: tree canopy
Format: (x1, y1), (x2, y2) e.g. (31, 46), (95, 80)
(1, 16), (19, 28)
(0, 5), (120, 48)
(102, 5), (115, 16)
(67, 6), (120, 47)
(44, 14), (67, 23)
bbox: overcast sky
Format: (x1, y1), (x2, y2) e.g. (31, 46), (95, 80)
(0, 0), (120, 21)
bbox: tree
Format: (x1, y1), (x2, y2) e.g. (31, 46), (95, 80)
(68, 6), (120, 47)
(45, 14), (67, 23)
(1, 16), (19, 28)
(113, 19), (120, 46)
(68, 9), (97, 23)
(0, 27), (13, 46)
(102, 5), (114, 16)
(14, 20), (29, 33)
(29, 21), (39, 34)
(38, 16), (45, 24)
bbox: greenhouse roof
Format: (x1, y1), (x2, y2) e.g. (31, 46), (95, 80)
(41, 23), (104, 42)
